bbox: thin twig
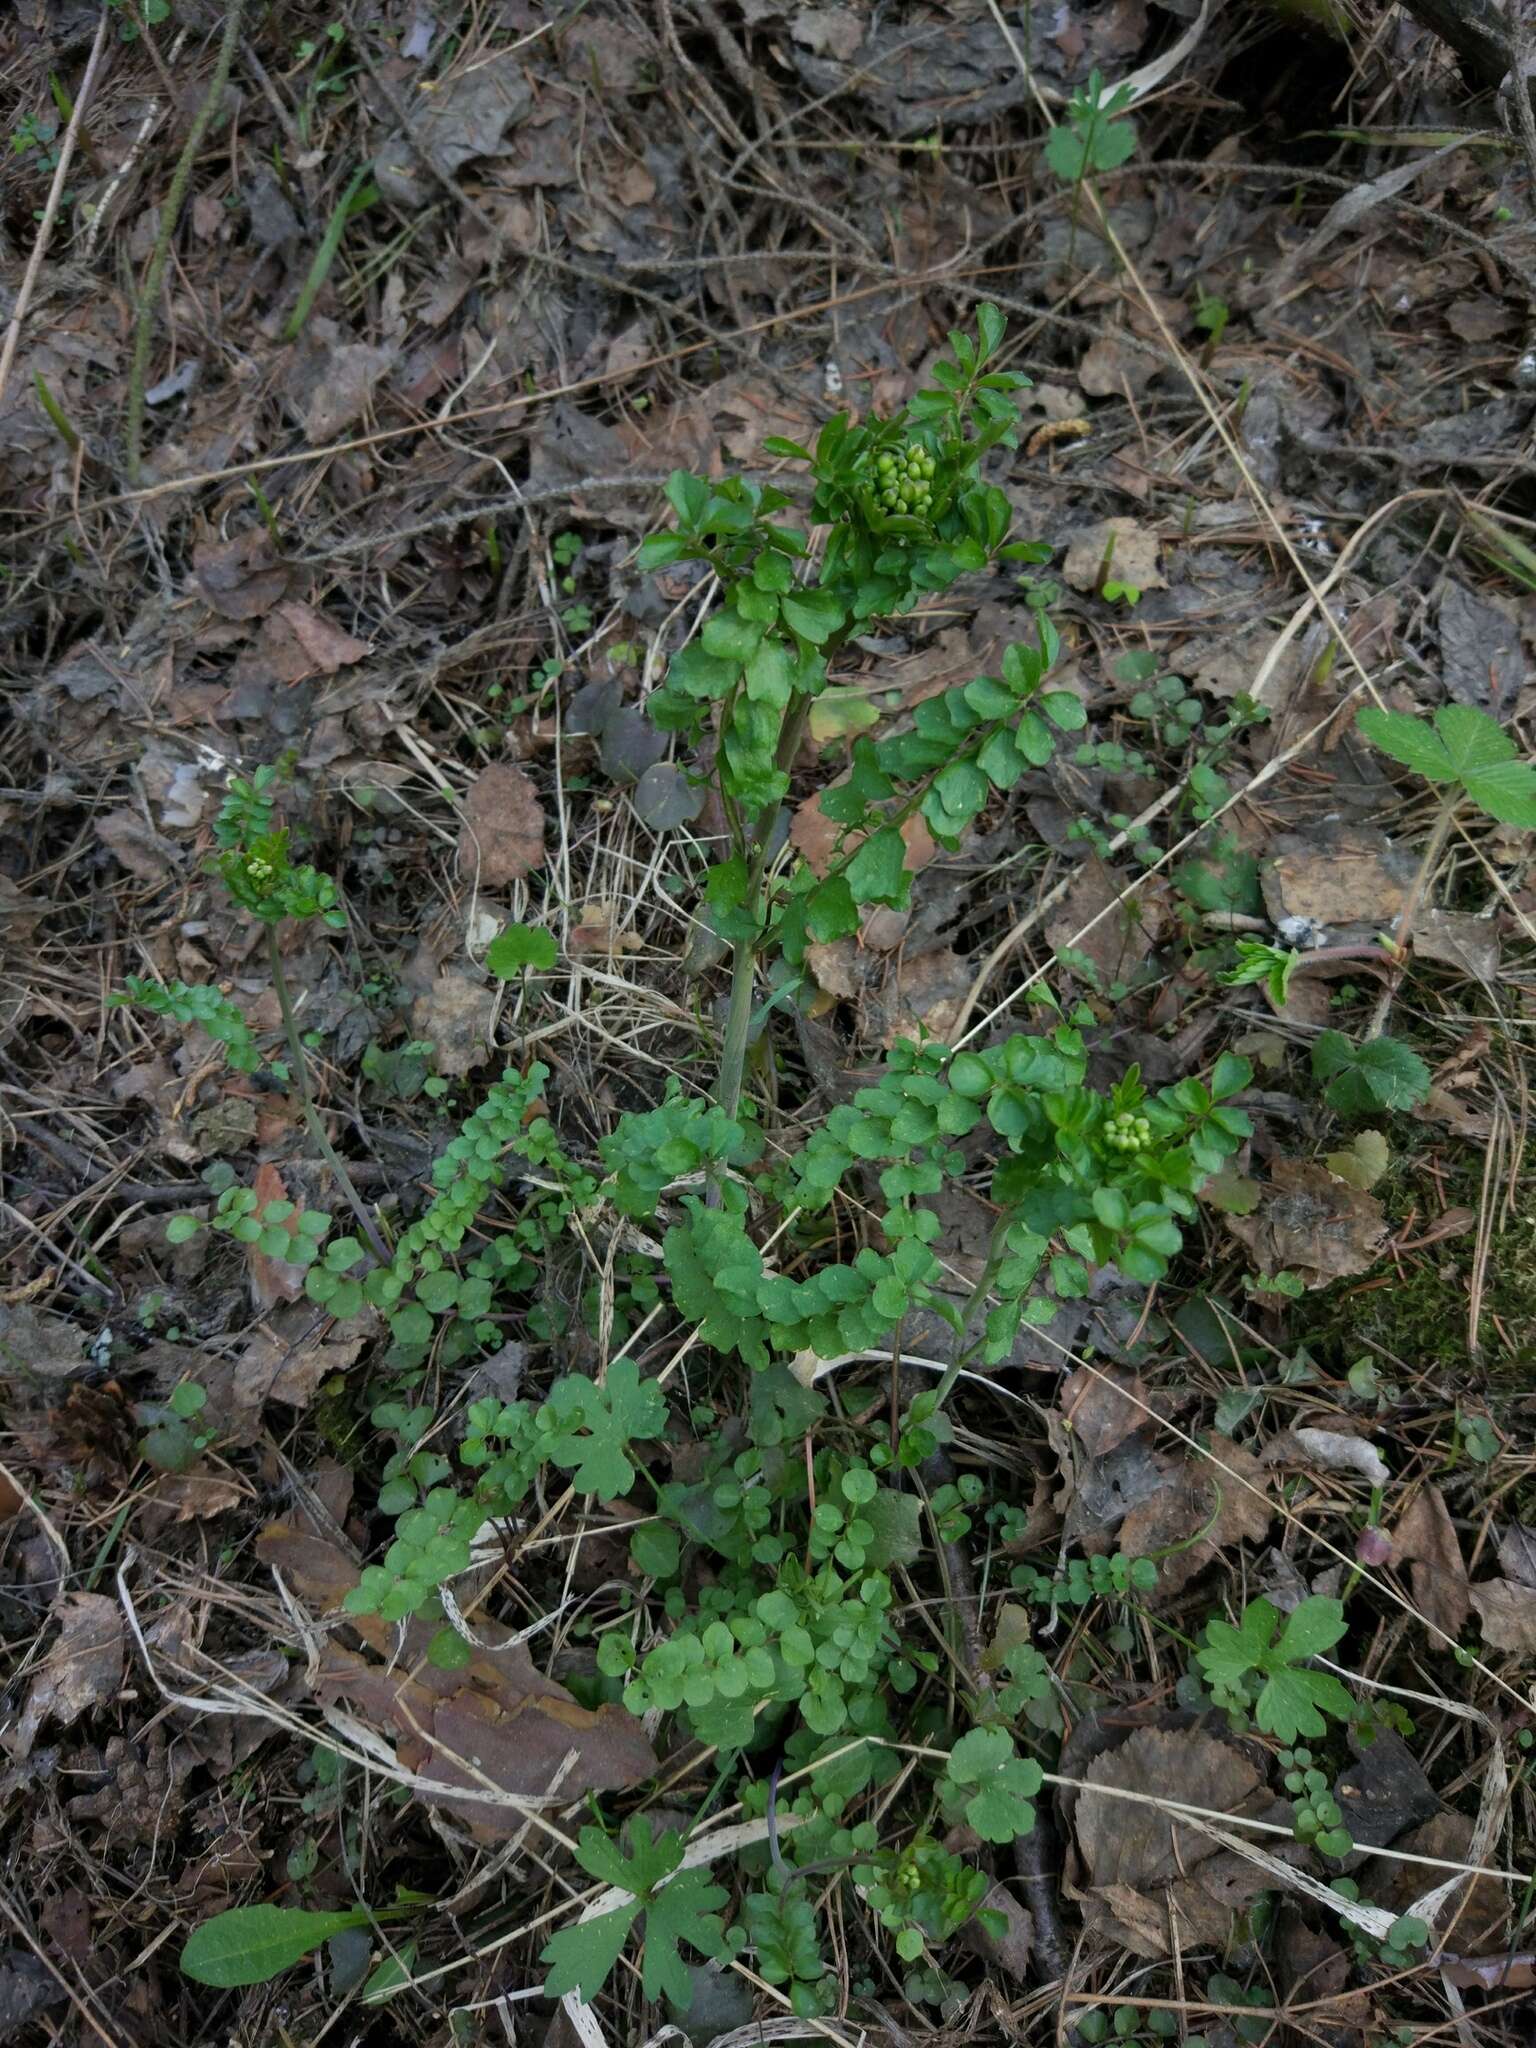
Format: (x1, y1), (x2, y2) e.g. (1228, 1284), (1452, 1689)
(0, 8), (111, 413)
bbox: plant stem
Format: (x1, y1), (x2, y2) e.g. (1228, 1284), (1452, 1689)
(1364, 790), (1460, 1041)
(125, 0), (246, 482)
(714, 694), (814, 1123)
(265, 929), (390, 1262)
(927, 1212), (1014, 1412)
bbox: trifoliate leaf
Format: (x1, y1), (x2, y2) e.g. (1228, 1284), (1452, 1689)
(1358, 703), (1536, 825)
(538, 1357), (666, 1497)
(944, 1727), (1043, 1843)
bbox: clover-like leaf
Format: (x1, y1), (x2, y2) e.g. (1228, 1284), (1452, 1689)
(943, 1726), (1042, 1843)
(538, 1357), (666, 1497)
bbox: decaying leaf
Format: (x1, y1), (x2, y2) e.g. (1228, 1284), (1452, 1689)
(1287, 1428), (1392, 1488)
(193, 532), (292, 620)
(458, 763), (546, 887)
(8, 1594), (125, 1759)
(260, 1521), (659, 1838)
(1112, 1431), (1271, 1599)
(411, 971), (496, 1078)
(1061, 1365), (1147, 1457)
(1225, 1160), (1387, 1288)
(1414, 909), (1500, 983)
(1260, 824), (1416, 940)
(1062, 517), (1166, 595)
(1497, 1524), (1536, 1589)
(246, 1161), (309, 1312)
(314, 1635), (657, 1837)
(1045, 856), (1160, 991)
(1393, 1485), (1470, 1639)
(253, 601), (371, 683)
(1074, 1727), (1285, 1957)
(1469, 1578), (1536, 1653)
(374, 50), (533, 206)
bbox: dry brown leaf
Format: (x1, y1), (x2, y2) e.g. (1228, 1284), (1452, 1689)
(882, 945), (968, 1046)
(1116, 1431), (1271, 1598)
(1045, 855), (1160, 989)
(1261, 825), (1416, 936)
(1414, 909), (1500, 982)
(1061, 1365), (1147, 1457)
(1077, 332), (1155, 398)
(1225, 1160), (1386, 1288)
(1062, 517), (1166, 595)
(247, 1161), (309, 1311)
(193, 532), (292, 620)
(458, 763), (545, 887)
(8, 1594), (124, 1759)
(568, 900), (643, 954)
(1074, 1727), (1280, 1957)
(1379, 1812), (1510, 1953)
(141, 1473), (243, 1523)
(1469, 1578), (1536, 1653)
(316, 1636), (656, 1840)
(256, 1522), (363, 1612)
(1497, 1524), (1536, 1588)
(95, 809), (179, 884)
(256, 602), (371, 682)
(1392, 1485), (1470, 1639)
(301, 342), (394, 445)
(411, 971), (496, 1079)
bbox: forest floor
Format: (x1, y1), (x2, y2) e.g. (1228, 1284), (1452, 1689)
(2, 1), (1535, 2045)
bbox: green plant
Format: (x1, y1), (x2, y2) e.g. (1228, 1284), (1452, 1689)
(166, 311), (1280, 2016)
(1279, 1747), (1353, 1858)
(1311, 1030), (1430, 1115)
(1358, 701), (1536, 827)
(1044, 69), (1138, 266)
(539, 1821), (728, 2007)
(1196, 1595), (1355, 1742)
(639, 306), (1051, 1117)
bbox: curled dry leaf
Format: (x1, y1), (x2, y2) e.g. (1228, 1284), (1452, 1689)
(8, 1593), (124, 1760)
(1392, 1485), (1470, 1640)
(1497, 1524), (1536, 1589)
(1225, 1159), (1387, 1288)
(1468, 1578), (1536, 1654)
(457, 763), (546, 887)
(1289, 1427), (1391, 1488)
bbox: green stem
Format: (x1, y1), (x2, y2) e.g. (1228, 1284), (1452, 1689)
(927, 1212), (1014, 1413)
(266, 928), (390, 1263)
(125, 0), (246, 482)
(713, 693), (815, 1123)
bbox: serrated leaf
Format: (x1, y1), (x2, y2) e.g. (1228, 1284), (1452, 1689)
(540, 1356), (667, 1496)
(1358, 702), (1536, 822)
(541, 1902), (640, 2001)
(485, 921), (557, 977)
(640, 1865), (729, 2006)
(1254, 1664), (1356, 1743)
